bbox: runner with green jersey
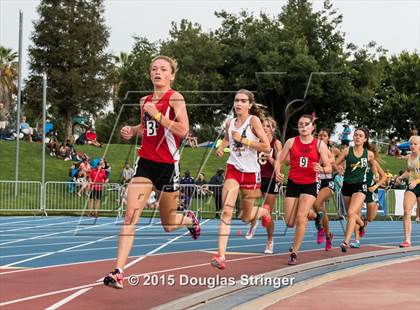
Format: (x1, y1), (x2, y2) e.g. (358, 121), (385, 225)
(350, 160), (387, 248)
(335, 128), (377, 253)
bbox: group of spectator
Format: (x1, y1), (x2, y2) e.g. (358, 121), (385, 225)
(74, 125), (102, 147)
(178, 168), (225, 215)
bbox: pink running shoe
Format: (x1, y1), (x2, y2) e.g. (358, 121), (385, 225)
(399, 241), (411, 248)
(325, 233), (333, 251)
(211, 254), (226, 270)
(186, 210), (201, 240)
(261, 204), (272, 228)
(103, 269), (124, 289)
(317, 228), (325, 244)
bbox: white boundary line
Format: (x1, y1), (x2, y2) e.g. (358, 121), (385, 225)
(0, 244), (351, 307)
(0, 221), (114, 246)
(0, 218), (92, 233)
(45, 288), (92, 310)
(0, 217), (65, 226)
(2, 220), (162, 267)
(1, 234), (409, 262)
(44, 219), (210, 309)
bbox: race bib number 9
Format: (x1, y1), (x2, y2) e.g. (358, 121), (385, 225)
(299, 157), (308, 167)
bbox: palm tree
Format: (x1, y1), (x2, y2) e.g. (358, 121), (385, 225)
(110, 51), (132, 108)
(0, 46), (18, 110)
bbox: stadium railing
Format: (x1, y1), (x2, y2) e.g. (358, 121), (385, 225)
(0, 180), (42, 213)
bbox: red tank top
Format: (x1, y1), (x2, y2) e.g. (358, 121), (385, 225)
(288, 136), (320, 184)
(258, 138), (277, 179)
(137, 89), (181, 163)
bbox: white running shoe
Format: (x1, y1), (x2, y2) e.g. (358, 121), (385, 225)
(264, 240), (274, 254)
(245, 221), (258, 240)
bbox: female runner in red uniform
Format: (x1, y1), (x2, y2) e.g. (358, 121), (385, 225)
(276, 114), (331, 265)
(103, 56), (200, 289)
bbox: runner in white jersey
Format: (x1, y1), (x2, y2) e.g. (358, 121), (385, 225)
(211, 89), (272, 270)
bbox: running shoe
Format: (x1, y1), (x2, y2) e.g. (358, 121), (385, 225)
(325, 233), (333, 251)
(314, 211), (324, 231)
(359, 220), (367, 238)
(399, 241), (411, 248)
(317, 228), (325, 244)
(340, 241), (349, 253)
(350, 240), (361, 248)
(103, 269), (124, 289)
(186, 210), (201, 240)
(261, 204), (272, 228)
(288, 248), (297, 265)
(264, 240), (274, 254)
(211, 254), (226, 270)
(245, 220), (259, 240)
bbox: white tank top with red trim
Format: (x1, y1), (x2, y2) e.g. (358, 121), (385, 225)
(226, 115), (260, 173)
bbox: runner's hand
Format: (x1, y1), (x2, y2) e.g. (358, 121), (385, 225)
(120, 126), (133, 140)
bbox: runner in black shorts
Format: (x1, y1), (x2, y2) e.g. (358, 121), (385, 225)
(104, 56), (200, 289)
(334, 128), (377, 253)
(350, 159), (386, 248)
(312, 128), (341, 250)
(245, 117), (282, 255)
(276, 114), (331, 265)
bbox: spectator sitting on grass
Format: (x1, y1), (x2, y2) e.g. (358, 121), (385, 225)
(185, 132), (198, 148)
(19, 116), (34, 143)
(76, 170), (89, 196)
(121, 162), (134, 184)
(388, 138), (400, 157)
(85, 127), (102, 147)
(79, 157), (91, 175)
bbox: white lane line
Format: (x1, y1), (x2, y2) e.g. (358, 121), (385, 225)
(46, 219), (210, 309)
(3, 220), (162, 267)
(0, 217), (64, 226)
(0, 221), (114, 246)
(0, 242), (291, 307)
(0, 218), (91, 233)
(45, 288), (92, 310)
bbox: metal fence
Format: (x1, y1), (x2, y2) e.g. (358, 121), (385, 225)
(0, 181), (42, 212)
(0, 180), (407, 219)
(44, 182), (123, 214)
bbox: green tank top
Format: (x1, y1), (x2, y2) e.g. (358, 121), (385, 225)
(366, 168), (375, 187)
(344, 146), (368, 184)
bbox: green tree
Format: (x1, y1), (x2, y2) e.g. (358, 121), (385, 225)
(0, 46), (18, 110)
(24, 0), (111, 141)
(214, 0), (354, 141)
(376, 52), (420, 138)
(160, 20), (225, 128)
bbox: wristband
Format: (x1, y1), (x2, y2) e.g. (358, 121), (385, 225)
(154, 112), (162, 122)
